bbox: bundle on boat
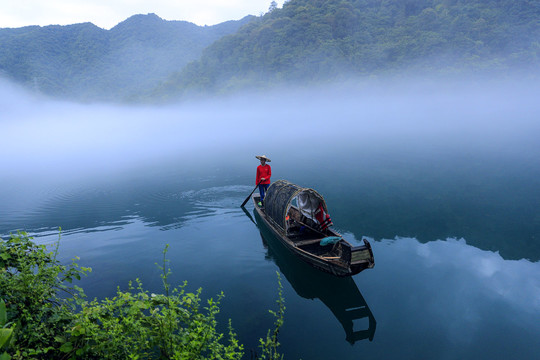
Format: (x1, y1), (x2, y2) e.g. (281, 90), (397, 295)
(253, 180), (374, 277)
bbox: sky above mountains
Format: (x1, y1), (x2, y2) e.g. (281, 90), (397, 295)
(0, 0), (285, 29)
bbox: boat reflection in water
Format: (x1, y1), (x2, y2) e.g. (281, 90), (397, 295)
(251, 209), (376, 344)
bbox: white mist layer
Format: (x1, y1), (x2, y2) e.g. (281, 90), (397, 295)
(2, 77), (539, 184)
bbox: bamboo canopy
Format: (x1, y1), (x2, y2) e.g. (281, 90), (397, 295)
(264, 180), (328, 232)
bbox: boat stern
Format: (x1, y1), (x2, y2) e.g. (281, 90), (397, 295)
(341, 239), (375, 275)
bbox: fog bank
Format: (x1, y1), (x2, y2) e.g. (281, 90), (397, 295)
(2, 77), (539, 184)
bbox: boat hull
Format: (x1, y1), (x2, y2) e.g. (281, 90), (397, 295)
(252, 195), (374, 277)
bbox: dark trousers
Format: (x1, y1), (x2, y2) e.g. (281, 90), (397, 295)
(258, 184), (270, 201)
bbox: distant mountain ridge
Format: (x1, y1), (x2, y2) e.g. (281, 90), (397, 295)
(1, 0), (539, 103)
(157, 0), (540, 99)
(0, 13), (254, 101)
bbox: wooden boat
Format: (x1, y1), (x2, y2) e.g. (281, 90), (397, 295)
(254, 210), (376, 343)
(252, 180), (374, 277)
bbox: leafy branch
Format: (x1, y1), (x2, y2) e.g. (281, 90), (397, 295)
(1, 233), (285, 359)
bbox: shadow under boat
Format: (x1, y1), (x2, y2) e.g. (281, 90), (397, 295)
(252, 209), (376, 344)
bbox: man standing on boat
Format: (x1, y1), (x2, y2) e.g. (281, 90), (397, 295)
(255, 155), (271, 206)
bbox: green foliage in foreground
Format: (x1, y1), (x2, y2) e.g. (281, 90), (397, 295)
(0, 232), (88, 359)
(257, 272), (286, 360)
(0, 232), (284, 359)
(1, 299), (15, 360)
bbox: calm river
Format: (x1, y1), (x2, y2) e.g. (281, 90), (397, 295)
(1, 79), (539, 359)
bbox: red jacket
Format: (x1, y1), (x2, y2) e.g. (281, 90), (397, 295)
(256, 164), (271, 185)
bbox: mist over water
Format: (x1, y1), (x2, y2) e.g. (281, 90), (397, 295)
(3, 77), (539, 174)
(2, 76), (540, 239)
(2, 77), (540, 359)
(2, 76), (540, 247)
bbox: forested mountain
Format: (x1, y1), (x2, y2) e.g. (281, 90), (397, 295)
(0, 14), (253, 101)
(1, 1), (539, 102)
(158, 0), (540, 98)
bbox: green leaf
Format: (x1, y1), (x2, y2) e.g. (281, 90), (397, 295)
(0, 301), (6, 326)
(0, 328), (13, 349)
(59, 342), (73, 353)
(54, 335), (66, 343)
(0, 351), (12, 360)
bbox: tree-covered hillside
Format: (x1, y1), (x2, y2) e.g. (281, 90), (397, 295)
(0, 14), (253, 101)
(158, 0), (540, 98)
(1, 1), (539, 102)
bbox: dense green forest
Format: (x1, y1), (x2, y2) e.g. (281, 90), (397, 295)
(0, 14), (253, 101)
(158, 0), (540, 98)
(1, 0), (539, 102)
